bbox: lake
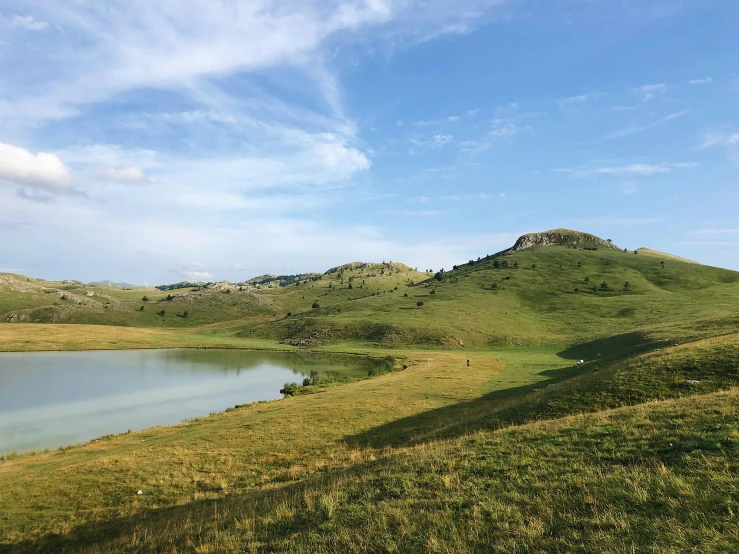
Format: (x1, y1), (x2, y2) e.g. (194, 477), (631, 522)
(0, 349), (372, 455)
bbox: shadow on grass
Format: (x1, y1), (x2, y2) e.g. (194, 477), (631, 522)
(346, 332), (671, 450)
(344, 362), (588, 449)
(557, 331), (672, 364)
(0, 459), (385, 554)
(0, 485), (276, 553)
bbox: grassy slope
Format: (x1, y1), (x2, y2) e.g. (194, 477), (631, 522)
(1, 244), (739, 551)
(236, 246), (739, 349)
(1, 335), (738, 551)
(2, 249), (738, 347)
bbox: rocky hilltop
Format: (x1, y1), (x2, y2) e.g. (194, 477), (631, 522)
(499, 229), (621, 255)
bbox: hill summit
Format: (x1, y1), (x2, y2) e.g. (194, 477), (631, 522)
(499, 229), (621, 255)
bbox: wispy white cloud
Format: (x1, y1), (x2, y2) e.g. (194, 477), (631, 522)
(698, 132), (739, 150)
(409, 133), (454, 152)
(634, 83), (667, 101)
(7, 15), (49, 31)
(461, 118), (530, 153)
(181, 262), (213, 281)
(603, 110), (689, 139)
(413, 193), (491, 203)
(688, 78), (712, 85)
(413, 109), (480, 127)
(558, 162), (698, 177)
(390, 210), (443, 216)
(96, 167), (150, 184)
(698, 131), (739, 165)
(687, 229), (739, 238)
(575, 217), (664, 227)
(493, 102), (519, 117)
(680, 241), (739, 246)
(558, 92), (601, 105)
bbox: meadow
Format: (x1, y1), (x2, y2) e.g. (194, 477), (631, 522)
(1, 232), (738, 552)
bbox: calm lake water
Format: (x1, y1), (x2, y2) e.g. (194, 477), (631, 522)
(0, 349), (372, 455)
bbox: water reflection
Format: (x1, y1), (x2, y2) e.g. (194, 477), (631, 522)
(0, 349), (369, 455)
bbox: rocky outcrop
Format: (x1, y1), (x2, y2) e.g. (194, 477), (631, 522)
(498, 229), (621, 255)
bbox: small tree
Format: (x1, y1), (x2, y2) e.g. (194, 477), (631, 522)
(623, 281), (631, 291)
(417, 301), (424, 307)
(286, 312), (292, 318)
(531, 264), (536, 269)
(584, 277), (590, 283)
(182, 310), (189, 318)
(577, 261), (582, 268)
(142, 296), (149, 303)
(312, 301), (320, 309)
(600, 281), (609, 291)
(158, 309), (166, 316)
(280, 382), (299, 397)
(139, 306), (145, 312)
(430, 289), (436, 295)
(660, 260), (665, 268)
(493, 260), (500, 269)
(491, 282), (498, 290)
(607, 239), (613, 243)
(513, 261), (519, 269)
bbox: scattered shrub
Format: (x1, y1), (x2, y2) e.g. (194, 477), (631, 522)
(280, 382), (299, 396)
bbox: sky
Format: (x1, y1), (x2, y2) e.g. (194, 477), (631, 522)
(0, 0), (738, 284)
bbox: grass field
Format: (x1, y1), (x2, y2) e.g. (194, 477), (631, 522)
(1, 231), (738, 552)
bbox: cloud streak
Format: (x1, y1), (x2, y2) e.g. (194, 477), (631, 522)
(603, 110), (689, 139)
(558, 162), (698, 177)
(8, 15), (49, 31)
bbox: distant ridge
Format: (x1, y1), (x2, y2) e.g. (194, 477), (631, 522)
(498, 229), (621, 255)
(89, 280), (138, 289)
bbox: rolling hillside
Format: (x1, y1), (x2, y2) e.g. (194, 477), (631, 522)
(3, 229), (737, 348)
(1, 229), (738, 552)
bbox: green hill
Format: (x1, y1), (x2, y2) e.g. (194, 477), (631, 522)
(1, 229), (738, 552)
(3, 233), (737, 345)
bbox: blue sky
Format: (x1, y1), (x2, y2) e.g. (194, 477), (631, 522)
(0, 0), (737, 284)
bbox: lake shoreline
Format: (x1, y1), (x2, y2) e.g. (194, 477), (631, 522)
(0, 348), (387, 457)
